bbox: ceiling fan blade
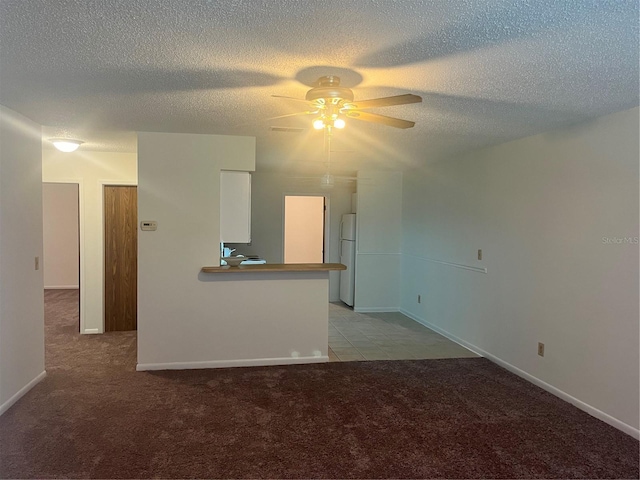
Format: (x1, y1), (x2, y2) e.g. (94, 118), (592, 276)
(265, 110), (318, 121)
(343, 94), (422, 110)
(344, 110), (415, 129)
(271, 95), (312, 104)
(233, 109), (317, 127)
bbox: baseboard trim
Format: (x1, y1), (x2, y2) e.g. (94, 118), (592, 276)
(399, 308), (640, 440)
(137, 355), (329, 371)
(44, 285), (79, 290)
(0, 370), (47, 416)
(354, 307), (399, 313)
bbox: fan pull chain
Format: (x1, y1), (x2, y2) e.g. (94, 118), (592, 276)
(324, 125), (333, 169)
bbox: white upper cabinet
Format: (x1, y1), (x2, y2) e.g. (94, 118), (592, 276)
(220, 171), (251, 243)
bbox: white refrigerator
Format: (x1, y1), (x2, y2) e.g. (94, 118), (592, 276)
(339, 213), (356, 306)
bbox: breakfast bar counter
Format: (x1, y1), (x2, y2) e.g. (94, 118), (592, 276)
(137, 262), (346, 371)
(201, 263), (346, 273)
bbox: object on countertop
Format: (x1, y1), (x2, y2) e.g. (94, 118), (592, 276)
(221, 255), (245, 267)
(220, 242), (236, 258)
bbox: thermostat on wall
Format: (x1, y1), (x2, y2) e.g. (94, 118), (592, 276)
(140, 221), (157, 231)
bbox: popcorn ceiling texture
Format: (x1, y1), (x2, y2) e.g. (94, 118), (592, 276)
(0, 0), (637, 168)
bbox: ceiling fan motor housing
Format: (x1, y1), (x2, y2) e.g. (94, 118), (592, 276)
(306, 76), (354, 104)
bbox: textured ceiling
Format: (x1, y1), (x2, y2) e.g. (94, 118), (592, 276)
(1, 0), (637, 173)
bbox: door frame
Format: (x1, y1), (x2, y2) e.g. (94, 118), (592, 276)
(43, 180), (85, 332)
(100, 180), (137, 332)
(282, 193), (330, 263)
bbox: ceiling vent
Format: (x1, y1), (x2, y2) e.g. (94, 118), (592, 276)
(270, 126), (305, 133)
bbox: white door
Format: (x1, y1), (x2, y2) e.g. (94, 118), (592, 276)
(284, 195), (325, 263)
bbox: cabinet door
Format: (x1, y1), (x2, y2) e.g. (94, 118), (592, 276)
(220, 171), (251, 243)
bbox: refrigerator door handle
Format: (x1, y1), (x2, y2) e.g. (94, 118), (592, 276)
(339, 221), (343, 240)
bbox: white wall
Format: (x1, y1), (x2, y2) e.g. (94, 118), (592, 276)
(226, 172), (355, 301)
(137, 132), (259, 365)
(0, 105), (46, 414)
(401, 107), (640, 435)
(354, 170), (402, 311)
(42, 150), (137, 333)
(42, 183), (79, 288)
(138, 271), (331, 369)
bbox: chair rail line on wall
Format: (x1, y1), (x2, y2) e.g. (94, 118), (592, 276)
(403, 253), (487, 274)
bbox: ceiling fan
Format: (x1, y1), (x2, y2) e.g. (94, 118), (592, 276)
(271, 75), (422, 129)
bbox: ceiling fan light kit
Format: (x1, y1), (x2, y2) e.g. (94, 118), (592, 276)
(313, 111), (346, 130)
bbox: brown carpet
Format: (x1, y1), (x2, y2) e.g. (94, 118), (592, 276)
(0, 290), (637, 479)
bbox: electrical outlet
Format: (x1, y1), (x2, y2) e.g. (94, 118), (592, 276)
(417, 295), (421, 304)
(35, 256), (39, 270)
(478, 249), (482, 261)
(538, 342), (545, 357)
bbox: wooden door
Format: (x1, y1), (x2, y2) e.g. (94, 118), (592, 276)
(104, 185), (137, 331)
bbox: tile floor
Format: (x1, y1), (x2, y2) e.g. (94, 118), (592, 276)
(328, 302), (478, 362)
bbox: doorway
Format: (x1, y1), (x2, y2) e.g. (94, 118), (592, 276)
(42, 182), (80, 331)
(104, 185), (138, 331)
(283, 195), (327, 263)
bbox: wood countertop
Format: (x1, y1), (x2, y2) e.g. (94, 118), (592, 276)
(201, 263), (346, 273)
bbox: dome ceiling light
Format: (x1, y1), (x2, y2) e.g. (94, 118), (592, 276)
(49, 138), (84, 152)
